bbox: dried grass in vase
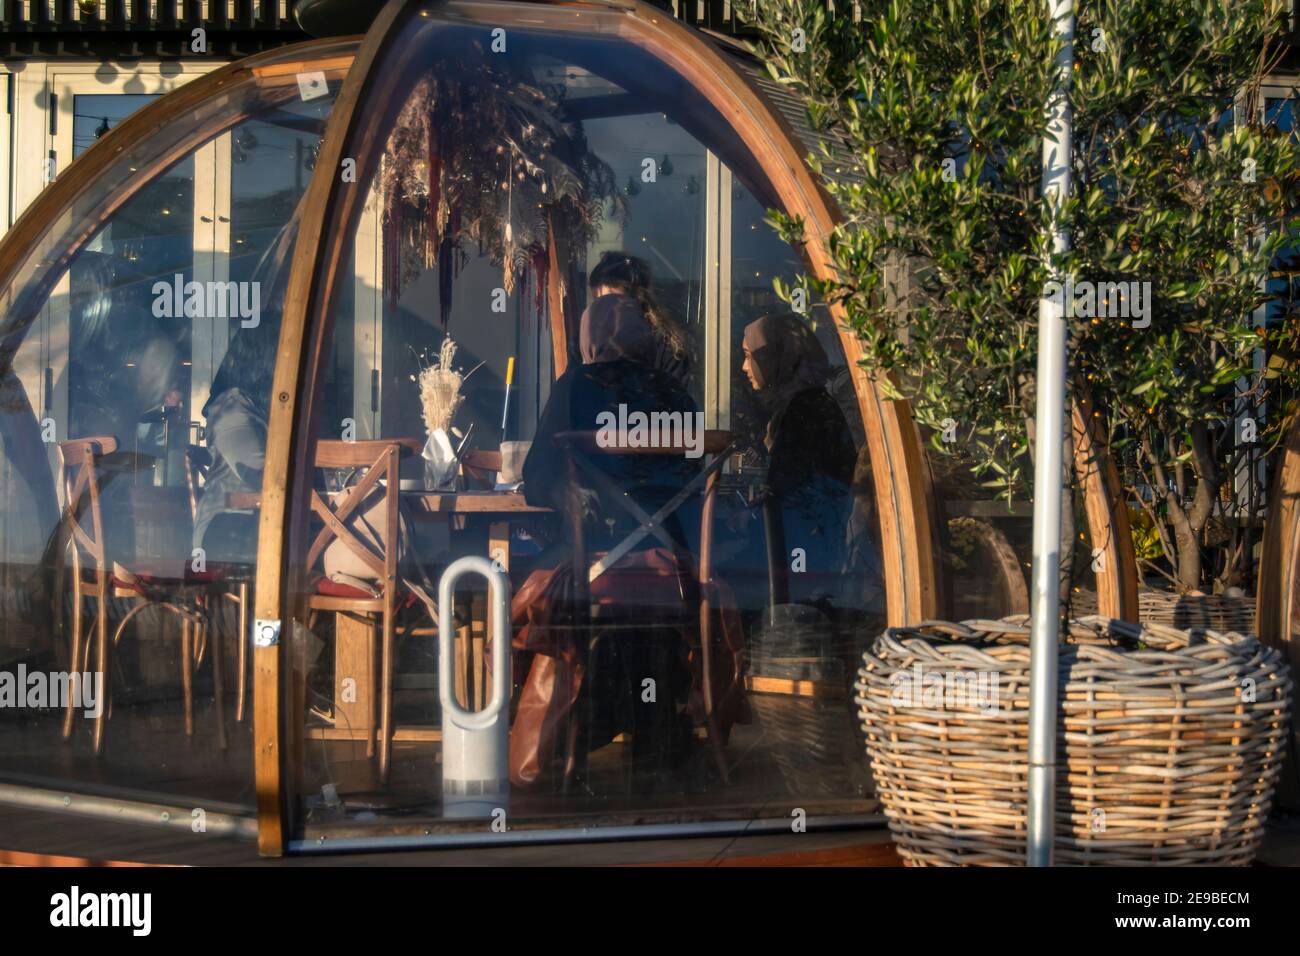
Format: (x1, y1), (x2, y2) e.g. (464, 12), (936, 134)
(417, 336), (469, 434)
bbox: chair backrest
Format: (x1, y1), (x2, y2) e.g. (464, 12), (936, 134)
(459, 448), (501, 489)
(307, 440), (416, 586)
(551, 429), (733, 586)
(57, 436), (119, 577)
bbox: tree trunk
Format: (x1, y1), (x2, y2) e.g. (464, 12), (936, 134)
(1146, 422), (1220, 593)
(1170, 510), (1202, 591)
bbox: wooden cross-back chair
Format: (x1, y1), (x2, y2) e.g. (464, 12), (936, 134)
(459, 448), (502, 489)
(550, 429), (739, 790)
(58, 437), (216, 753)
(306, 438), (427, 782)
(183, 444), (251, 724)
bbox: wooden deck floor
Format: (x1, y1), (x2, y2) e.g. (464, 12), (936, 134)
(0, 803), (900, 866)
(6, 800), (1300, 867)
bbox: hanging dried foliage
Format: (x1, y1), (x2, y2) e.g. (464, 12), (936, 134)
(380, 43), (624, 323)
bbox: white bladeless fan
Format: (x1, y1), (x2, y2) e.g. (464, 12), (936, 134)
(438, 555), (511, 819)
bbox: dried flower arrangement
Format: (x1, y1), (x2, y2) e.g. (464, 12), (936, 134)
(379, 40), (625, 321)
(412, 336), (481, 435)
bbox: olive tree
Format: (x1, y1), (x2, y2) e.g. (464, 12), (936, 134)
(747, 0), (1299, 592)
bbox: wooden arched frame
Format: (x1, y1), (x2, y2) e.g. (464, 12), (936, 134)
(0, 42), (356, 347)
(1256, 415), (1300, 802)
(1259, 419), (1300, 650)
(252, 0), (1139, 854)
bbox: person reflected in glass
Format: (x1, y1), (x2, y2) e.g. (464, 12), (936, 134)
(741, 313), (856, 610)
(191, 318), (277, 569)
(190, 226), (293, 570)
(67, 251), (184, 476)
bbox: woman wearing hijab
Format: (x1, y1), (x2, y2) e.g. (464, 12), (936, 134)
(741, 313), (856, 608)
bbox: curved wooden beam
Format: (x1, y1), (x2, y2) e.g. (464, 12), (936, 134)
(1257, 413), (1300, 802)
(256, 3), (407, 857)
(0, 36), (359, 858)
(1259, 418), (1300, 647)
(0, 39), (356, 362)
(971, 518), (1031, 615)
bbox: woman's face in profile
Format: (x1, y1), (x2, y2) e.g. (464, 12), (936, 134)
(741, 342), (763, 391)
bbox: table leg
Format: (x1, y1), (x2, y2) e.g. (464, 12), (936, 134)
(455, 621), (470, 710)
(471, 592), (486, 712)
(485, 521), (509, 710)
(335, 612), (375, 745)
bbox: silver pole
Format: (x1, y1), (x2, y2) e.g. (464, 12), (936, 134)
(1027, 0), (1075, 868)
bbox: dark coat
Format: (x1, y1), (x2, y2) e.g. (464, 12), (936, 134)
(523, 358), (699, 553)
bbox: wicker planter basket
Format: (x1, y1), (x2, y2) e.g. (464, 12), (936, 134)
(1072, 586), (1256, 633)
(856, 617), (1292, 866)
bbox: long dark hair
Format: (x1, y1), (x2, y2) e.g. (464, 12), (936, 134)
(206, 315), (280, 420)
(204, 215), (296, 419)
(588, 251), (687, 361)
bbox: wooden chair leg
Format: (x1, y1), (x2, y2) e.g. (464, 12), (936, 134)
(378, 610), (395, 783)
(698, 604), (730, 785)
(63, 582), (83, 739)
(236, 582), (248, 722)
(210, 601), (227, 750)
(364, 618), (376, 759)
(181, 614), (194, 738)
(92, 584), (110, 755)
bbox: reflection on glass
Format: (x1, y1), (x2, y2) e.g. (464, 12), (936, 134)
(0, 59), (344, 811)
(73, 94), (160, 159)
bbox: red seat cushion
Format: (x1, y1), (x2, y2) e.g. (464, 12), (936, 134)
(315, 576), (381, 600)
(588, 547), (695, 609)
(111, 559), (189, 594)
(313, 575), (417, 609)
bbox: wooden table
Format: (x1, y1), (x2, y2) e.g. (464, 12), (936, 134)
(228, 489), (553, 742)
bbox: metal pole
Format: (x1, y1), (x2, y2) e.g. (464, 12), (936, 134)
(1027, 0), (1074, 868)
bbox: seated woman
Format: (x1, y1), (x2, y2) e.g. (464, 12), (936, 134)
(190, 224), (293, 570)
(741, 313), (856, 610)
(585, 250), (690, 383)
(521, 252), (695, 537)
(509, 252), (707, 789)
(191, 317), (277, 569)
